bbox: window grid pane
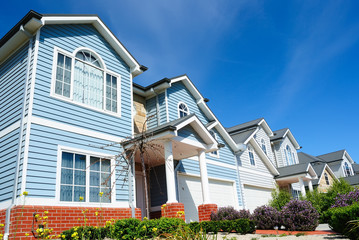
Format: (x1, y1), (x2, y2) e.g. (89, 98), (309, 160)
(55, 53), (72, 98)
(105, 74), (117, 113)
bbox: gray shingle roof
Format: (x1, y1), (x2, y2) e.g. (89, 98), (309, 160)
(343, 175), (359, 186)
(353, 163), (359, 174)
(317, 150), (346, 163)
(226, 118), (264, 134)
(309, 162), (327, 185)
(298, 152), (325, 164)
(275, 163), (310, 179)
(229, 128), (256, 144)
(270, 128), (289, 141)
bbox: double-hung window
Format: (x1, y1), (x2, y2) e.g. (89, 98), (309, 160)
(60, 151), (112, 203)
(248, 146), (255, 166)
(178, 102), (189, 118)
(53, 49), (120, 114)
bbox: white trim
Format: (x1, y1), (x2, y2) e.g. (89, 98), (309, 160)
(21, 30), (41, 194)
(206, 121), (218, 130)
(177, 101), (189, 118)
(156, 94), (160, 125)
(185, 156), (238, 171)
(172, 136), (208, 150)
(244, 128), (259, 144)
(42, 16), (142, 76)
(31, 116), (123, 142)
(50, 46), (122, 117)
(55, 145), (117, 205)
(242, 183), (275, 191)
(0, 200), (11, 210)
(165, 89), (169, 122)
(208, 130), (220, 158)
(0, 121), (21, 137)
(130, 74), (134, 137)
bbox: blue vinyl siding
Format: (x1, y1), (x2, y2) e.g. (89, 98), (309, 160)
(149, 165), (167, 207)
(0, 42), (29, 131)
(146, 96), (157, 129)
(26, 124), (128, 201)
(177, 125), (204, 143)
(158, 91), (167, 125)
(32, 24), (132, 138)
(167, 82), (209, 124)
(206, 128), (236, 166)
(0, 128), (20, 201)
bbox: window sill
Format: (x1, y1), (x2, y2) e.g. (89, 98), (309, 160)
(50, 93), (122, 118)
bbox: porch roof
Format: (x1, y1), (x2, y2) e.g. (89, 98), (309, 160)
(275, 163), (317, 183)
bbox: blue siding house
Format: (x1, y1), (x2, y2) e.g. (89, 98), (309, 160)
(0, 11), (245, 236)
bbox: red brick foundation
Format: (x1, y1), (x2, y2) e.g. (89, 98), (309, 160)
(198, 204), (217, 222)
(4, 205), (141, 240)
(161, 203), (185, 220)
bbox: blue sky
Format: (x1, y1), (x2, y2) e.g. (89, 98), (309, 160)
(1, 0), (359, 162)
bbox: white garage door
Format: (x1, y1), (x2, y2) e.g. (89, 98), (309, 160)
(243, 185), (273, 212)
(178, 174), (237, 222)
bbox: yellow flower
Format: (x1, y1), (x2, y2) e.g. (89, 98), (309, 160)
(43, 216), (48, 220)
(35, 214), (39, 219)
(152, 227), (157, 232)
(23, 191), (28, 196)
(79, 196), (84, 201)
(142, 225), (146, 229)
(0, 224), (4, 227)
(43, 222), (47, 225)
(61, 235), (66, 239)
(143, 217), (148, 220)
(95, 211), (98, 216)
(99, 192), (104, 197)
(44, 211), (49, 215)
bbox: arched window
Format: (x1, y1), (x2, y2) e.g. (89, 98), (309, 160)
(248, 146), (255, 166)
(54, 48), (119, 113)
(261, 139), (267, 155)
(324, 172), (330, 185)
(285, 145), (294, 165)
(344, 162), (352, 176)
(178, 102), (189, 118)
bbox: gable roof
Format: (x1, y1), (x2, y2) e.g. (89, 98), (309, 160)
(298, 152), (325, 164)
(317, 150), (354, 164)
(310, 162), (338, 186)
(343, 175), (359, 186)
(230, 128), (257, 145)
(0, 10), (146, 76)
(275, 163), (317, 179)
(226, 118), (273, 136)
(270, 128), (300, 150)
(133, 74), (244, 153)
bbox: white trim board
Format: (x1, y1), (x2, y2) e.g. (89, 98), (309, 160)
(0, 121), (21, 138)
(31, 116), (123, 142)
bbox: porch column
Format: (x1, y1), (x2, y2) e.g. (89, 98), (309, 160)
(164, 140), (177, 203)
(298, 178), (306, 197)
(199, 150), (210, 204)
(308, 179), (314, 192)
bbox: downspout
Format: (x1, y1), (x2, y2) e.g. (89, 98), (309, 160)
(234, 144), (246, 210)
(4, 27), (33, 240)
(128, 156), (136, 218)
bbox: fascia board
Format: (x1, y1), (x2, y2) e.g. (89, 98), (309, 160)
(306, 164), (318, 179)
(325, 164), (339, 180)
(171, 75), (240, 153)
(175, 116), (217, 145)
(42, 16), (142, 76)
(0, 18), (43, 63)
(249, 138), (279, 175)
(259, 119), (273, 137)
(344, 151), (354, 164)
(206, 121), (218, 130)
(286, 129), (300, 150)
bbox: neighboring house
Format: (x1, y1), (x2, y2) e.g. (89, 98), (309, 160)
(226, 120), (317, 210)
(316, 150), (359, 186)
(226, 118), (279, 212)
(297, 152), (338, 193)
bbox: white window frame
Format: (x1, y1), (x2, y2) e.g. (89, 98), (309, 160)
(209, 130), (219, 158)
(248, 146), (256, 166)
(177, 102), (189, 118)
(285, 145), (294, 166)
(50, 47), (121, 117)
(55, 145), (116, 205)
(261, 139), (267, 155)
(343, 162), (352, 177)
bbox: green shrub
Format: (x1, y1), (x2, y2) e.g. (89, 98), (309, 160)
(200, 220), (220, 233)
(269, 187), (292, 211)
(218, 220), (233, 232)
(305, 178), (354, 223)
(110, 218), (141, 240)
(327, 203), (359, 239)
(61, 226), (108, 240)
(232, 219), (255, 234)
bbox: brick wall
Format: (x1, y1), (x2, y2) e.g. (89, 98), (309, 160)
(161, 203), (185, 221)
(5, 206), (140, 240)
(198, 204), (217, 222)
